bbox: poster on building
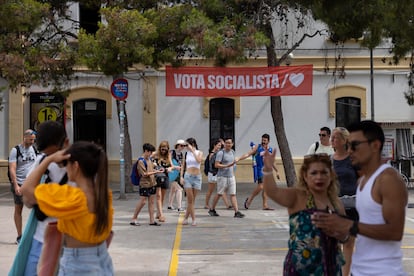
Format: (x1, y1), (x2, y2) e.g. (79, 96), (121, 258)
(30, 92), (65, 131)
(382, 138), (394, 161)
(165, 65), (313, 97)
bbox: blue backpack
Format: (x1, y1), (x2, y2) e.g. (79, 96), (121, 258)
(130, 157), (147, 186)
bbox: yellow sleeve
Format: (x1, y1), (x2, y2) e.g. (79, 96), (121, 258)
(35, 184), (89, 219)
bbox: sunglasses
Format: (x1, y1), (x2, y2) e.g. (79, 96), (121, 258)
(346, 140), (373, 151)
(160, 148), (169, 151)
(25, 131), (37, 136)
(318, 133), (327, 137)
(304, 153), (330, 159)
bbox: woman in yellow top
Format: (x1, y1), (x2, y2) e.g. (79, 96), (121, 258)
(23, 141), (114, 275)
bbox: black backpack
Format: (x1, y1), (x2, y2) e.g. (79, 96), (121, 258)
(7, 145), (22, 183)
(203, 153), (211, 176)
(205, 150), (222, 176)
(210, 151), (221, 175)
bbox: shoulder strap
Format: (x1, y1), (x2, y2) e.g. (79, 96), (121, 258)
(15, 145), (21, 157)
(314, 141), (319, 153)
(14, 145), (21, 165)
(138, 157), (147, 169)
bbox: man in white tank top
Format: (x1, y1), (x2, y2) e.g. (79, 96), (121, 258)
(312, 120), (407, 275)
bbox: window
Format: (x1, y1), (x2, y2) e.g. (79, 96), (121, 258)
(79, 3), (100, 34)
(209, 98), (235, 149)
(335, 97), (361, 127)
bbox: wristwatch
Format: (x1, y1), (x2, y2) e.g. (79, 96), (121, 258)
(349, 220), (359, 236)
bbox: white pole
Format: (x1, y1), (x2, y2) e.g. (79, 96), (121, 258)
(119, 100), (126, 199)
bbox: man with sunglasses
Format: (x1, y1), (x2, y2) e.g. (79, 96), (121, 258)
(8, 129), (38, 245)
(312, 120), (407, 275)
(306, 126), (334, 155)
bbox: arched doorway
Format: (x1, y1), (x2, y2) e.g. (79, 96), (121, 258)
(73, 99), (106, 149)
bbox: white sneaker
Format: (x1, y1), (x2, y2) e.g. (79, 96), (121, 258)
(192, 220), (197, 226)
(182, 218), (188, 225)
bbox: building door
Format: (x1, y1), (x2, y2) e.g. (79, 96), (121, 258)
(73, 99), (106, 150)
(209, 98), (235, 148)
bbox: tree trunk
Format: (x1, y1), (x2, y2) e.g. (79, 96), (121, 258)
(265, 25), (297, 187)
(115, 100), (133, 192)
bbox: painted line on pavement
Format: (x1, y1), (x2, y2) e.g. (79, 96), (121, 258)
(168, 212), (184, 276)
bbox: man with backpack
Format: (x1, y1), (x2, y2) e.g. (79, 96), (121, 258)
(306, 126), (334, 155)
(8, 129), (37, 244)
(12, 121), (68, 275)
(204, 139), (231, 210)
(208, 138), (249, 218)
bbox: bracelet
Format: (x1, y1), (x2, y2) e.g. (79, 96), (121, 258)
(339, 234), (350, 244)
(261, 168), (273, 176)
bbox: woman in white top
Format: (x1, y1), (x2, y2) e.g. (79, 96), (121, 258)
(180, 138), (203, 226)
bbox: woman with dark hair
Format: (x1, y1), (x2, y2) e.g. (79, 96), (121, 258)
(23, 141), (114, 275)
(263, 151), (346, 275)
(331, 127), (359, 276)
(180, 137), (203, 226)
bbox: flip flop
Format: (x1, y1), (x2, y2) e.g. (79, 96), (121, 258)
(263, 207), (274, 211)
(244, 198), (249, 209)
(149, 222), (161, 226)
(129, 221), (140, 226)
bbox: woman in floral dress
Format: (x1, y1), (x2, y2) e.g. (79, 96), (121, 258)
(262, 151), (348, 275)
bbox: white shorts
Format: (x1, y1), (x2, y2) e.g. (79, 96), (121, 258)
(216, 176), (236, 195)
(207, 172), (217, 183)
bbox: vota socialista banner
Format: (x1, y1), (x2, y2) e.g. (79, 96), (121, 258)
(165, 65), (313, 97)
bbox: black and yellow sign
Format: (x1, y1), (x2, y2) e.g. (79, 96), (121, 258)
(30, 92), (65, 130)
(37, 106), (58, 123)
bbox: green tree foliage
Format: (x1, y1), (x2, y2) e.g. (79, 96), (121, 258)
(0, 0), (77, 91)
(78, 7), (156, 75)
(297, 0), (414, 104)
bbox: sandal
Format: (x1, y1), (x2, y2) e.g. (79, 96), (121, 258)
(149, 222), (161, 226)
(244, 198), (249, 210)
(129, 221), (140, 226)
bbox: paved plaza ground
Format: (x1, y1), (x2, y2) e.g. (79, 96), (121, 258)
(1, 182), (414, 275)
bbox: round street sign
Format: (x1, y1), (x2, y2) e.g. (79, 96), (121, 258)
(111, 78), (128, 101)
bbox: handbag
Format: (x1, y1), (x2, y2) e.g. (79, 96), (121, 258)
(339, 195), (356, 209)
(37, 222), (63, 276)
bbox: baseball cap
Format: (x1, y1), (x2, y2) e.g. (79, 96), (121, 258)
(175, 139), (186, 147)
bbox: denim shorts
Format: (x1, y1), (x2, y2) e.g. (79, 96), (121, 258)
(58, 242), (114, 275)
(25, 239), (43, 276)
(183, 173), (202, 190)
